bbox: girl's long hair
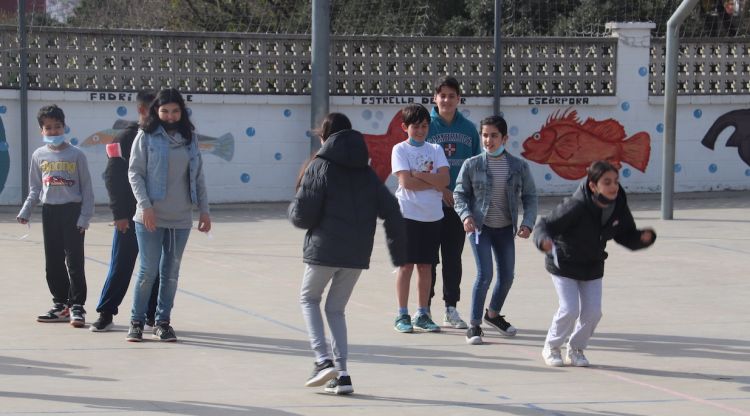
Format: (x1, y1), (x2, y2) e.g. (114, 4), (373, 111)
(295, 113), (352, 191)
(142, 88), (195, 144)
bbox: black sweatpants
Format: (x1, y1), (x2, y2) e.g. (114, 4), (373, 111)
(430, 206), (465, 308)
(42, 203), (86, 306)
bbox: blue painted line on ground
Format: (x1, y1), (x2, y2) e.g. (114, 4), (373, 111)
(178, 288), (306, 334)
(695, 242), (750, 255)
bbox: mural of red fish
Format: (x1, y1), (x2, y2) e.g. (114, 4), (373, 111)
(521, 109), (651, 180)
(363, 112), (407, 182)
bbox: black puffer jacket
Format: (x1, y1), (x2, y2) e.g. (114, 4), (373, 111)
(103, 121), (138, 220)
(533, 181), (656, 281)
(289, 129), (406, 269)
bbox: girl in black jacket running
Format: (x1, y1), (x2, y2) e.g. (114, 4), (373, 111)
(289, 113), (406, 394)
(533, 161), (655, 367)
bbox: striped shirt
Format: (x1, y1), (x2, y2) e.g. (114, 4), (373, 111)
(484, 154), (512, 228)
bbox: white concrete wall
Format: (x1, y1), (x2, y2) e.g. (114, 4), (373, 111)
(0, 25), (748, 205)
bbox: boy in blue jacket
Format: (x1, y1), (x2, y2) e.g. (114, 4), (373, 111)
(426, 76), (481, 329)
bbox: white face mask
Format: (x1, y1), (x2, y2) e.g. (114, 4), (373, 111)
(43, 135), (66, 146)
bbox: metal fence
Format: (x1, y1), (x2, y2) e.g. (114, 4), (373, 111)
(2, 26), (749, 97)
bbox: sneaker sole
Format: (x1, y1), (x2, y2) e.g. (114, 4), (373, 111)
(70, 320), (85, 328)
(305, 367), (338, 387)
(483, 319), (517, 336)
(325, 385), (354, 395)
(466, 336), (483, 345)
(89, 322), (115, 332)
(564, 358), (589, 367)
(36, 317), (70, 323)
(394, 326), (413, 333)
(443, 320), (469, 329)
(126, 337), (143, 343)
(152, 335), (178, 342)
(542, 350), (565, 367)
(413, 326), (441, 333)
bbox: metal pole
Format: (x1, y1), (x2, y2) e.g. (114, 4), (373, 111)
(662, 0), (699, 220)
(18, 0), (29, 200)
(493, 0), (503, 115)
(310, 0), (330, 155)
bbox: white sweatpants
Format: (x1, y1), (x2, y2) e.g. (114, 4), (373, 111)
(545, 274), (603, 350)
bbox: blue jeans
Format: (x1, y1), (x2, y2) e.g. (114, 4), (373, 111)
(96, 220), (158, 318)
(468, 224), (515, 326)
(131, 223), (191, 324)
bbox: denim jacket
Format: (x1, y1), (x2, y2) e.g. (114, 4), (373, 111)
(453, 151), (538, 234)
(128, 125), (209, 214)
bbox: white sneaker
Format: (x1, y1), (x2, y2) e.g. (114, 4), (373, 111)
(565, 347), (590, 367)
(542, 345), (564, 367)
(443, 306), (468, 329)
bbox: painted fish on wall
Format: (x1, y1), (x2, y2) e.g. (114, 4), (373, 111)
(701, 109), (750, 167)
(522, 109), (651, 180)
(363, 112), (407, 182)
(80, 119), (235, 162)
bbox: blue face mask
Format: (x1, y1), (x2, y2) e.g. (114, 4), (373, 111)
(43, 135), (66, 147)
(486, 144), (505, 157)
(408, 137), (425, 147)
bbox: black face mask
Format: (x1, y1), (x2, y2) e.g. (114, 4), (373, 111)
(594, 192), (615, 206)
(161, 121), (180, 131)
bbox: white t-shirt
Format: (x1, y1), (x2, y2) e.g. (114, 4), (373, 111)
(391, 141), (449, 222)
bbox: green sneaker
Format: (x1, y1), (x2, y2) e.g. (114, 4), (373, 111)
(413, 313), (441, 332)
(394, 314), (413, 333)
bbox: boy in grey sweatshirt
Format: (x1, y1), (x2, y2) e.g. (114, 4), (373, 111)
(17, 104), (94, 328)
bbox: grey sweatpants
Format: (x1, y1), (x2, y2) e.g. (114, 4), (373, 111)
(544, 274), (603, 350)
(300, 264), (361, 372)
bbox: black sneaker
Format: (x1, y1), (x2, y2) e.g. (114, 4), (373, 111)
(465, 325), (484, 345)
(37, 303), (69, 322)
(304, 359), (338, 387)
(325, 375), (354, 395)
(89, 313), (114, 332)
(70, 305), (86, 328)
(152, 322), (177, 342)
(483, 309), (517, 336)
(126, 321), (144, 342)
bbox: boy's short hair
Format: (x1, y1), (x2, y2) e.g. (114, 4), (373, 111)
(480, 115), (508, 136)
(434, 76), (461, 96)
(37, 105), (65, 127)
(401, 103), (430, 126)
(136, 90), (156, 107)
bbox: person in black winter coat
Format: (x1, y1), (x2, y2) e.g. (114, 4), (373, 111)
(534, 161), (656, 367)
(90, 90), (159, 332)
(289, 113), (406, 395)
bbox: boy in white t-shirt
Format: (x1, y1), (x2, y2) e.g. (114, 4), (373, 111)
(391, 104), (449, 333)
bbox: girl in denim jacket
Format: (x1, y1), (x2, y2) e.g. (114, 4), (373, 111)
(454, 115), (538, 345)
(127, 88), (211, 342)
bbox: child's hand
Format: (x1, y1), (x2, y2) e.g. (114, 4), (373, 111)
(463, 217), (476, 233)
(198, 213), (211, 233)
(142, 208), (157, 232)
(517, 225), (531, 239)
(640, 229), (655, 244)
(16, 217), (28, 225)
(78, 226), (86, 234)
(541, 239), (553, 253)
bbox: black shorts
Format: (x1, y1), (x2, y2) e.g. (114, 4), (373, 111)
(404, 218), (442, 265)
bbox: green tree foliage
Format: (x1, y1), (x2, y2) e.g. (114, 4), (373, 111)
(29, 0), (750, 38)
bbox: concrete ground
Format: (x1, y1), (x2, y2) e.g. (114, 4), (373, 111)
(0, 191), (748, 416)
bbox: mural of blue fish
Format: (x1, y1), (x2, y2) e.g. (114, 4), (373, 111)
(80, 119), (235, 162)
